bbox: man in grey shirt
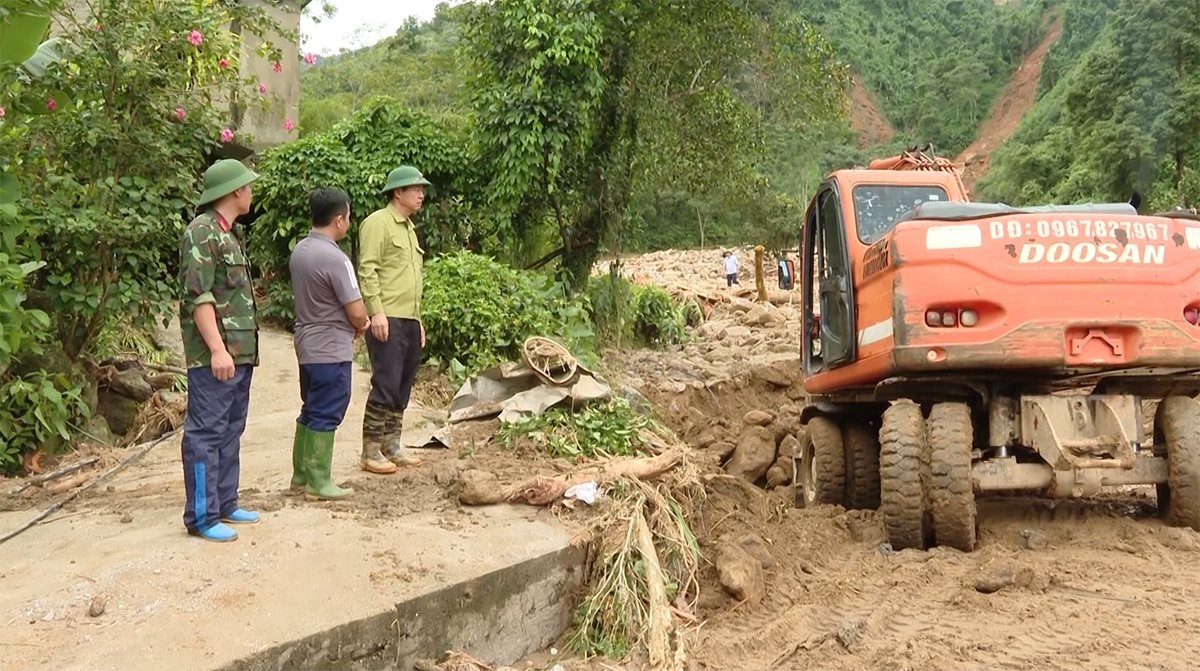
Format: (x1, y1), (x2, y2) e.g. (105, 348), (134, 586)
(288, 187), (368, 501)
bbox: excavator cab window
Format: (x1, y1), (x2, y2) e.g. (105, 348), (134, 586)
(852, 184), (949, 243)
(802, 182), (856, 375)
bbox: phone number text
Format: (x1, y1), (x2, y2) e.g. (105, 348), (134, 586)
(989, 219), (1171, 241)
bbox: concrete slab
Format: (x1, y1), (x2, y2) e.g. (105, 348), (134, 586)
(0, 328), (582, 671)
(0, 504), (578, 671)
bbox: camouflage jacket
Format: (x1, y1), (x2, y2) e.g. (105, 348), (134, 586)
(178, 210), (259, 368)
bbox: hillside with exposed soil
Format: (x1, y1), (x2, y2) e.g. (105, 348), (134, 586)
(955, 17), (1063, 191)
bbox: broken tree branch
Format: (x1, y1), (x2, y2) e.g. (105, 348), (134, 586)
(144, 361), (187, 376)
(0, 429), (181, 546)
(460, 449), (685, 507)
(9, 456), (100, 494)
(634, 510), (672, 669)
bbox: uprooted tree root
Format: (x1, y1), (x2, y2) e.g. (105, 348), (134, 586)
(457, 447), (714, 669)
(568, 463), (705, 670)
(459, 449), (685, 506)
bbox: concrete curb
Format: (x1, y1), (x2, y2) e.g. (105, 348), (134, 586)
(218, 542), (587, 671)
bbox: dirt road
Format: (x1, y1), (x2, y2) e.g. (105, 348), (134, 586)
(3, 249), (1200, 671)
(612, 249), (1200, 671)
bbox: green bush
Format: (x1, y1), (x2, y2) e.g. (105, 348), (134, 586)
(0, 372), (90, 473)
(496, 397), (658, 460)
(421, 251), (595, 384)
(248, 96), (489, 286)
(585, 262), (691, 349)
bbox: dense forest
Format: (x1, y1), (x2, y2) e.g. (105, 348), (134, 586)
(978, 0), (1200, 211)
(295, 0), (1200, 255)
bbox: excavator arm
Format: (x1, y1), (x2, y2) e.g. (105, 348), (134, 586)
(867, 144), (970, 201)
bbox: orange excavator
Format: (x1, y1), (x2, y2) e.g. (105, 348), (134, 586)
(794, 145), (1200, 553)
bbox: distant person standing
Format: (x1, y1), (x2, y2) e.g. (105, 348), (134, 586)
(723, 250), (740, 287)
(178, 159), (261, 543)
(356, 166), (431, 474)
(287, 187), (366, 501)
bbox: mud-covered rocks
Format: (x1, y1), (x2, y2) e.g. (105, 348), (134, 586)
(457, 470), (504, 505)
(767, 431), (800, 488)
(715, 542), (765, 603)
(743, 410), (775, 426)
(109, 368), (154, 403)
(724, 426), (776, 481)
(721, 531), (775, 569)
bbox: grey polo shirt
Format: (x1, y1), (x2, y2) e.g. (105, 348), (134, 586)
(289, 230), (361, 365)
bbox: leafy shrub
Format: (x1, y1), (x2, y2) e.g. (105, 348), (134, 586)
(249, 97), (489, 285)
(585, 261), (691, 349)
(0, 372), (90, 473)
(9, 0), (288, 358)
(421, 251), (594, 383)
(496, 397), (658, 460)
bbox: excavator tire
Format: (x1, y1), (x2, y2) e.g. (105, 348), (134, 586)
(1158, 396), (1200, 531)
(879, 399), (929, 551)
(798, 416), (846, 508)
(926, 402), (977, 552)
(843, 422), (881, 510)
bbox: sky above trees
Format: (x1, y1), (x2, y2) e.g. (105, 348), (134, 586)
(301, 0), (455, 55)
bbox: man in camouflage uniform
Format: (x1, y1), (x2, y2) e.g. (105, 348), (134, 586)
(178, 158), (261, 543)
(356, 166), (430, 474)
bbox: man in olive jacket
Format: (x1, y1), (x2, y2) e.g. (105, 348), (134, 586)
(356, 166), (430, 474)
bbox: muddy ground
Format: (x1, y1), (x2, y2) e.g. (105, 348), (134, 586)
(3, 248), (1200, 671)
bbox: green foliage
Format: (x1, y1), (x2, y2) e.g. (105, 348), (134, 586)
(585, 261), (690, 349)
(299, 4), (467, 135)
(0, 250), (48, 378)
(420, 251), (595, 384)
(249, 97), (485, 288)
(497, 397), (655, 461)
(461, 0), (848, 281)
(794, 0), (1057, 154)
(979, 0), (1200, 209)
(6, 0), (288, 358)
(0, 371), (90, 473)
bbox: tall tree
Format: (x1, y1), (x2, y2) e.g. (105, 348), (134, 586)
(459, 0), (848, 284)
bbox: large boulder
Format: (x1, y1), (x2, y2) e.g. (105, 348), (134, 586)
(97, 390), (141, 437)
(109, 367), (154, 403)
(724, 425), (776, 482)
(716, 543), (765, 603)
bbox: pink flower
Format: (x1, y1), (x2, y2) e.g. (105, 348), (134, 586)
(0, 107), (5, 118)
(93, 23), (101, 31)
(187, 30), (202, 46)
(271, 61), (282, 73)
(220, 128), (234, 143)
(218, 58), (229, 69)
(257, 83), (267, 94)
(283, 117), (294, 132)
(174, 107), (186, 119)
(45, 98), (56, 111)
(303, 52), (316, 65)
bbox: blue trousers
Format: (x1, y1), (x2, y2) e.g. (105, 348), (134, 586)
(181, 364), (253, 532)
(297, 362), (352, 432)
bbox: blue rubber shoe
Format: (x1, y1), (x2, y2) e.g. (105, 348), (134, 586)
(189, 522), (239, 543)
(220, 508), (259, 525)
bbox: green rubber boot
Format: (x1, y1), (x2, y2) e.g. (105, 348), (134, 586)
(290, 422), (308, 492)
(304, 429), (354, 501)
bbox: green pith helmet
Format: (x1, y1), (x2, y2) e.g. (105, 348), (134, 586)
(198, 159), (259, 206)
(380, 165), (431, 194)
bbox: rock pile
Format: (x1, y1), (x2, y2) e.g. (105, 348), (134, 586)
(96, 360), (184, 444)
(597, 247), (812, 494)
